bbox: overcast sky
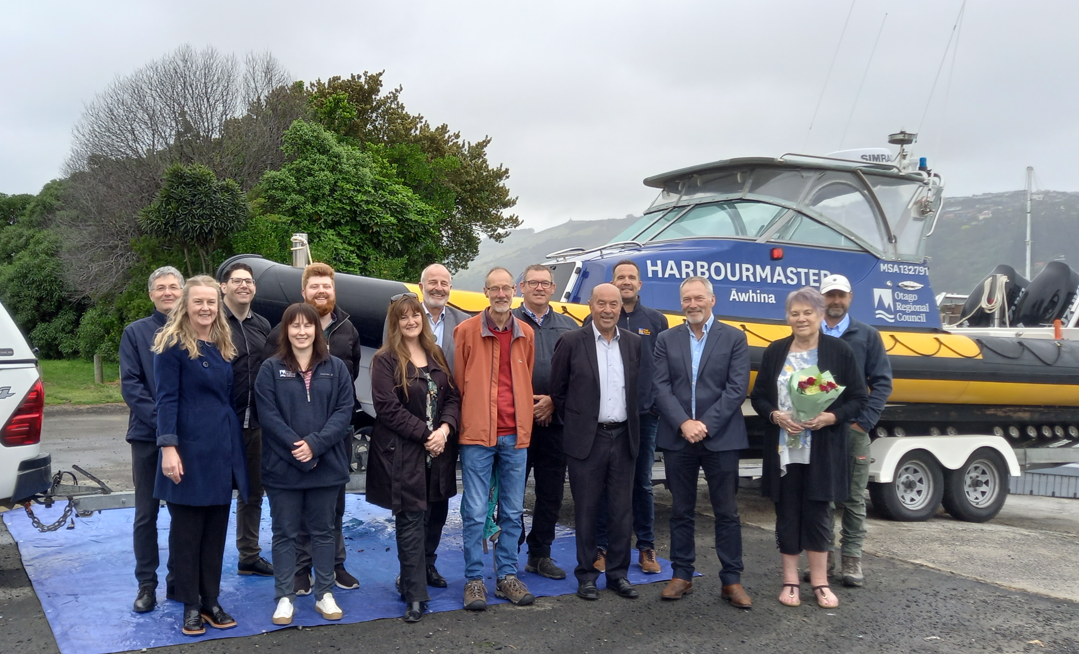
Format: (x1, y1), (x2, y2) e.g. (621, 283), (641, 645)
(3, 1), (1077, 230)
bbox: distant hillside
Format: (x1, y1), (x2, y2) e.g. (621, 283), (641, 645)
(453, 216), (639, 291)
(925, 190), (1079, 293)
(451, 190), (1079, 295)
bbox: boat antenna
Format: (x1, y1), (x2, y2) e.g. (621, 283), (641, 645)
(803, 0), (856, 152)
(1026, 166), (1034, 279)
(932, 0), (966, 160)
(839, 12), (888, 150)
(917, 0), (968, 136)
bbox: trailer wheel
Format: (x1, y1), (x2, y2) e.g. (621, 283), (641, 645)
(869, 451), (943, 521)
(941, 448), (1009, 523)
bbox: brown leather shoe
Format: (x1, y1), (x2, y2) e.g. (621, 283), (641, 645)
(593, 548), (607, 573)
(660, 578), (693, 600)
(638, 548), (661, 574)
(721, 583), (752, 609)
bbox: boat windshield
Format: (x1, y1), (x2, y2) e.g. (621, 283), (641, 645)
(636, 164), (938, 260)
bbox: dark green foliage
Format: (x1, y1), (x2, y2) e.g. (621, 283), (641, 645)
(0, 193), (34, 226)
(140, 163), (250, 277)
(259, 119), (441, 279)
(308, 73), (520, 273)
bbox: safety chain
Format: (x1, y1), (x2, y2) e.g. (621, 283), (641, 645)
(22, 499), (75, 532)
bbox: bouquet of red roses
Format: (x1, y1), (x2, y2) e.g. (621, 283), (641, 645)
(787, 366), (845, 422)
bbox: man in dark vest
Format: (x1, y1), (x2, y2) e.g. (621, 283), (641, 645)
(219, 261), (273, 577)
(513, 264), (578, 580)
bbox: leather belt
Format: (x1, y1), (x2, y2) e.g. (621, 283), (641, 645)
(597, 421), (627, 431)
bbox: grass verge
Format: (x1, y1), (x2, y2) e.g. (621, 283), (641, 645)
(39, 359), (124, 406)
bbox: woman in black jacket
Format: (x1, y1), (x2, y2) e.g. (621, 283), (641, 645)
(367, 293), (460, 623)
(255, 303), (354, 626)
(750, 287), (867, 610)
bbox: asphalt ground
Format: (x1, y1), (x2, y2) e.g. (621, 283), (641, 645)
(1, 405), (1077, 654)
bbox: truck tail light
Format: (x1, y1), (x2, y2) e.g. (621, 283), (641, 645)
(1, 380), (44, 446)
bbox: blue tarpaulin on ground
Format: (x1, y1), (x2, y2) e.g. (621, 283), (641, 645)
(4, 494), (679, 654)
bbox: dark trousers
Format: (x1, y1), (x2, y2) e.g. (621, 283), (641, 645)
(596, 411), (658, 552)
(268, 485), (338, 601)
(567, 423), (635, 583)
(524, 422), (566, 559)
(396, 510), (431, 603)
(131, 441), (163, 589)
(166, 502), (229, 607)
(424, 499), (449, 566)
(666, 444), (743, 585)
(296, 484), (346, 574)
(235, 427), (264, 564)
(775, 463), (832, 555)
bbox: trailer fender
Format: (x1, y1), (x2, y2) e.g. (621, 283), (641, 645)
(868, 436), (1021, 483)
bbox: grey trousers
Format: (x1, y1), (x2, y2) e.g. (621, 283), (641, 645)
(268, 485), (339, 601)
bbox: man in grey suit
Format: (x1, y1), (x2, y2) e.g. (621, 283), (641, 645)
(653, 276), (752, 607)
(418, 263), (469, 586)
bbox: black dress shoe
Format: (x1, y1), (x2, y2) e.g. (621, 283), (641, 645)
(426, 564), (448, 588)
(610, 577), (639, 599)
(133, 586), (156, 613)
(238, 557), (274, 576)
(182, 606), (205, 636)
(577, 580), (599, 600)
(403, 601), (426, 623)
(199, 603), (237, 629)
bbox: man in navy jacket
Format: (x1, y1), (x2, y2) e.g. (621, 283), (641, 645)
(819, 274), (893, 587)
(653, 276), (751, 606)
(119, 265), (183, 613)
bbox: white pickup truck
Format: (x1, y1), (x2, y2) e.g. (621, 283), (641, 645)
(0, 299), (50, 505)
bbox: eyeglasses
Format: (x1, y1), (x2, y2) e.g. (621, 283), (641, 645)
(485, 285), (515, 295)
(522, 280), (554, 289)
(391, 292), (418, 302)
(228, 278), (255, 286)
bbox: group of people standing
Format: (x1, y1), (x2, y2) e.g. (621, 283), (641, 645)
(120, 254), (891, 633)
(121, 262), (362, 634)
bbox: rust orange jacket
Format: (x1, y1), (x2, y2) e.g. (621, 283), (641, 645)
(453, 310), (535, 448)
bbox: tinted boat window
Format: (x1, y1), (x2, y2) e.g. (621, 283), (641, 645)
(609, 210), (667, 244)
(805, 175), (884, 252)
(652, 203), (740, 240)
(771, 212), (860, 249)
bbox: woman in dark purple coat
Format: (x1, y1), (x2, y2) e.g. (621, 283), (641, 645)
(367, 293), (460, 624)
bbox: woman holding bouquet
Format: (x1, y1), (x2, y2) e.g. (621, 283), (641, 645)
(750, 287), (867, 609)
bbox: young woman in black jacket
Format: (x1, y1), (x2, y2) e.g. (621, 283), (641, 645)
(367, 293), (460, 623)
(254, 303), (355, 626)
(750, 287), (867, 610)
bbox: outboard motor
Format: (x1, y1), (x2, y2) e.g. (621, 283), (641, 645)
(960, 264), (1028, 327)
(1013, 261), (1079, 326)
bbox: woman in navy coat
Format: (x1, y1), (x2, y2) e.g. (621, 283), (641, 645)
(152, 275), (249, 636)
(255, 302), (354, 626)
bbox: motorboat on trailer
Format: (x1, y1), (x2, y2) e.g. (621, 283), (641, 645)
(220, 130), (1079, 522)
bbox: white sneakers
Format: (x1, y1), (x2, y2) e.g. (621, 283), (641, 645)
(272, 597), (293, 625)
(272, 593), (344, 624)
(315, 593), (343, 620)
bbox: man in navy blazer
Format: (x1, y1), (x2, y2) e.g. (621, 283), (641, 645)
(653, 276), (752, 607)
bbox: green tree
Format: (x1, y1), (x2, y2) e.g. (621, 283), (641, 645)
(308, 73), (520, 272)
(140, 163), (249, 276)
(257, 119), (441, 279)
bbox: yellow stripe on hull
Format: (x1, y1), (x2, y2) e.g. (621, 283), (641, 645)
(440, 289), (1076, 407)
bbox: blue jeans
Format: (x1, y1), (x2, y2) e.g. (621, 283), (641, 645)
(460, 435), (528, 580)
(597, 411), (658, 551)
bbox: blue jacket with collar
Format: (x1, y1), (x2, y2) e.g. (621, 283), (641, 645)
(834, 317), (893, 430)
(255, 355), (354, 490)
(153, 341), (249, 505)
(119, 310), (168, 444)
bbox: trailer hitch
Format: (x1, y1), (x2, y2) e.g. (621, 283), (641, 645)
(22, 466), (115, 532)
